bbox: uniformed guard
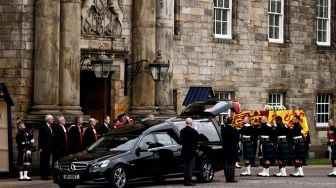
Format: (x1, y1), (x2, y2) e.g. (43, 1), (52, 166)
(289, 116), (305, 177)
(257, 116), (274, 177)
(16, 118), (34, 181)
(273, 116), (290, 177)
(240, 116), (255, 176)
(327, 118), (336, 177)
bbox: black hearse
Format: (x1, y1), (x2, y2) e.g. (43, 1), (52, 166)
(53, 100), (240, 188)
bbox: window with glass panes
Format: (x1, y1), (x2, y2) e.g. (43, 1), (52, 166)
(214, 0), (232, 39)
(268, 0), (284, 43)
(215, 91), (234, 124)
(317, 0), (331, 46)
(268, 93), (283, 106)
(316, 94), (331, 127)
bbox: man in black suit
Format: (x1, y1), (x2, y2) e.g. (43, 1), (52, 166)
(38, 114), (54, 180)
(68, 116), (83, 154)
(83, 118), (99, 149)
(180, 118), (199, 186)
(97, 115), (112, 138)
(52, 116), (68, 167)
(221, 117), (239, 183)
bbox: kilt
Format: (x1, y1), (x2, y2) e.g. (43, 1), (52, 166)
(331, 145), (336, 160)
(261, 142), (275, 160)
(17, 150), (32, 166)
(242, 142), (255, 160)
(293, 141), (306, 160)
(277, 142), (291, 161)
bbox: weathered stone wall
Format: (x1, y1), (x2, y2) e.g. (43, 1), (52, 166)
(173, 0), (336, 145)
(80, 0), (133, 119)
(0, 0), (34, 166)
(0, 0), (34, 126)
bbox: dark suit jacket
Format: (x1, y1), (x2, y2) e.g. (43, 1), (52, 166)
(68, 124), (83, 154)
(221, 124), (239, 163)
(180, 126), (199, 159)
(83, 126), (98, 148)
(38, 123), (53, 153)
(52, 124), (68, 156)
(97, 123), (110, 137)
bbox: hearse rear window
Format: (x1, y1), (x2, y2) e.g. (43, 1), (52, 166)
(174, 121), (220, 142)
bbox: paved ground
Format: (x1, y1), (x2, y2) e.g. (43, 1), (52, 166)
(1, 165), (336, 188)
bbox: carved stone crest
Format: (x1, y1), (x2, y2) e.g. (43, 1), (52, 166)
(81, 0), (123, 37)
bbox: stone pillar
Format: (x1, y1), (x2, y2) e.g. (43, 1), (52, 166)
(155, 0), (175, 115)
(130, 0), (157, 116)
(59, 0), (82, 115)
(30, 0), (60, 115)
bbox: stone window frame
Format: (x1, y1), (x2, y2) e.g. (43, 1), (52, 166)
(316, 0), (331, 46)
(213, 0), (233, 39)
(315, 93), (332, 128)
(268, 92), (284, 106)
(268, 0), (284, 43)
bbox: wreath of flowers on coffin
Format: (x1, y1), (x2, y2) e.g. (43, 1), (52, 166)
(264, 105), (287, 111)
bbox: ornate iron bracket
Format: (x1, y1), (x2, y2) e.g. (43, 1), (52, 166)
(124, 59), (152, 96)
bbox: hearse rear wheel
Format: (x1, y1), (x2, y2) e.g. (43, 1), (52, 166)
(196, 159), (214, 182)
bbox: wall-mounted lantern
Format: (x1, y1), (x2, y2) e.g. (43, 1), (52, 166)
(80, 43), (114, 78)
(124, 48), (170, 95)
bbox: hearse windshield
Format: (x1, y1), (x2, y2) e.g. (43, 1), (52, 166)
(87, 134), (139, 152)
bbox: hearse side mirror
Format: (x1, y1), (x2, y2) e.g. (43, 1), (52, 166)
(135, 147), (148, 156)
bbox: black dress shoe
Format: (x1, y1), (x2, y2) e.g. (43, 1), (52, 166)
(227, 180), (238, 183)
(184, 183), (196, 186)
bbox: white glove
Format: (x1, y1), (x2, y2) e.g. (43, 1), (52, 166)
(26, 150), (32, 155)
(30, 139), (35, 143)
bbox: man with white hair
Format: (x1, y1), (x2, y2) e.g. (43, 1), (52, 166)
(83, 118), (99, 148)
(38, 114), (54, 180)
(180, 118), (199, 186)
(52, 116), (68, 167)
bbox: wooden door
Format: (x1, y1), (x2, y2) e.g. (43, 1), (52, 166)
(80, 71), (111, 124)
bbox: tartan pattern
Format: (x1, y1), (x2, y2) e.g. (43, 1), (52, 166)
(293, 141), (306, 160)
(276, 142), (291, 160)
(331, 145), (336, 160)
(242, 142), (255, 160)
(261, 142), (275, 160)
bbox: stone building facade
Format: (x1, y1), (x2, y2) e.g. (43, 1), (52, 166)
(0, 0), (336, 164)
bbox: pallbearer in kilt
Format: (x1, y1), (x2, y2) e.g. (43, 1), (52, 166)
(289, 116), (305, 177)
(257, 116), (274, 177)
(327, 118), (336, 177)
(273, 116), (290, 177)
(239, 116), (255, 176)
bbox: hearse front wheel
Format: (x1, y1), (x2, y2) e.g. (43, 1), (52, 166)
(110, 165), (128, 188)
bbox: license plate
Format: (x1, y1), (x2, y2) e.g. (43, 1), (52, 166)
(63, 174), (80, 180)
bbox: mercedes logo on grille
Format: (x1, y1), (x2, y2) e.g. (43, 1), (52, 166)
(69, 163), (76, 172)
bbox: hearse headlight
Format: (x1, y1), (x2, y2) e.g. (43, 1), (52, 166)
(92, 159), (110, 169)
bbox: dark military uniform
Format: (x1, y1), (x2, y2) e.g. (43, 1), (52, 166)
(258, 123), (275, 160)
(240, 124), (255, 160)
(291, 123), (306, 161)
(16, 129), (34, 166)
(289, 122), (306, 177)
(327, 124), (336, 176)
(274, 123), (290, 161)
(328, 125), (336, 160)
